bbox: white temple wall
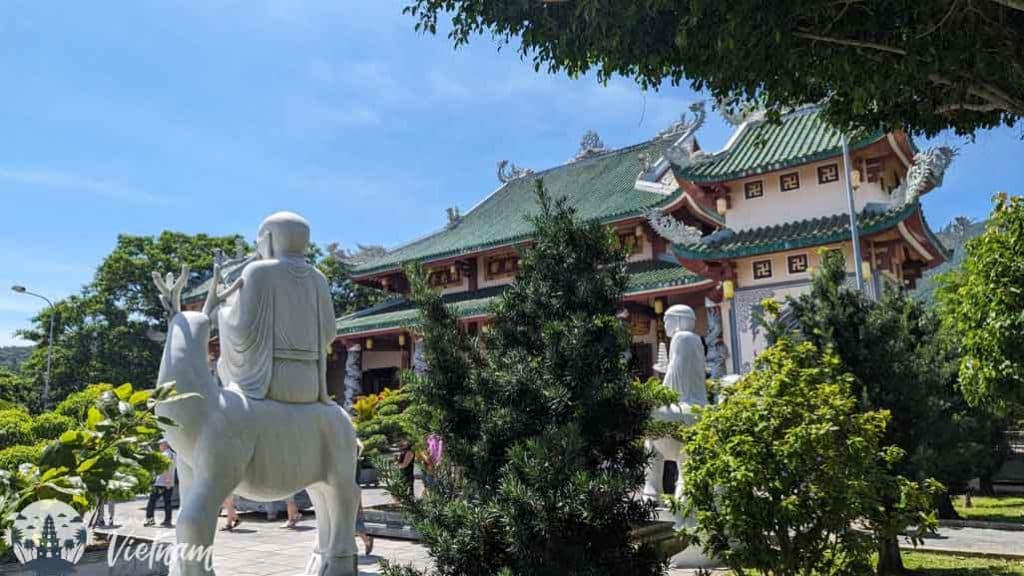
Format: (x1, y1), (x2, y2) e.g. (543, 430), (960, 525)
(723, 159), (892, 233)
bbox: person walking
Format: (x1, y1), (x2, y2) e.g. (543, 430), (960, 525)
(144, 440), (176, 527)
(281, 495), (302, 529)
(95, 499), (116, 528)
(220, 496), (241, 531)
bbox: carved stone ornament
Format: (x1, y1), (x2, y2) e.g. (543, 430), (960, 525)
(496, 159), (534, 183)
(574, 130), (607, 160)
(890, 146), (956, 205)
(644, 208), (703, 245)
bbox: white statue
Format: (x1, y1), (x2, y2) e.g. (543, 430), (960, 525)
(644, 304), (717, 568)
(218, 212), (336, 404)
(644, 305), (707, 510)
(152, 212), (361, 576)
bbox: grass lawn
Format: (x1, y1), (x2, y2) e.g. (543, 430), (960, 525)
(953, 496), (1024, 525)
(903, 551), (1024, 575)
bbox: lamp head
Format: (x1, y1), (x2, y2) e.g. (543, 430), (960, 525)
(11, 285), (26, 293)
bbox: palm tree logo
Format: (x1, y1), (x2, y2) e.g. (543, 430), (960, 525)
(5, 499), (88, 575)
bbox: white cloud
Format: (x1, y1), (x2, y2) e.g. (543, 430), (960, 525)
(0, 168), (170, 206)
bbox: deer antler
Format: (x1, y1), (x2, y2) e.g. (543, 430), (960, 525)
(201, 263), (243, 318)
(152, 264), (190, 315)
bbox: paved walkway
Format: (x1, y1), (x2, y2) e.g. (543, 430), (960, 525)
(94, 490), (1023, 575)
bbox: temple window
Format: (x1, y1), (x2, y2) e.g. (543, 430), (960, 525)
(817, 163), (839, 184)
(865, 157), (885, 183)
(744, 180), (764, 199)
(484, 253), (519, 280)
(615, 231), (643, 255)
(752, 259), (773, 280)
(427, 266), (463, 288)
(779, 172), (800, 192)
(787, 254), (809, 274)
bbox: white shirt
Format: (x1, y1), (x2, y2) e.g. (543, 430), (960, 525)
(154, 449), (176, 488)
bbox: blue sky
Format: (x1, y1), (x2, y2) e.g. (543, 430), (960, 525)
(2, 1), (1022, 346)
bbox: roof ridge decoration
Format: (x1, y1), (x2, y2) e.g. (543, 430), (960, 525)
(574, 130), (607, 161)
(715, 96), (766, 127)
(496, 159), (534, 183)
(644, 207), (703, 245)
(662, 102), (707, 170)
(890, 146), (956, 206)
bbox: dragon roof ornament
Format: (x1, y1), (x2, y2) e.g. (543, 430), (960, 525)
(644, 208), (703, 245)
(663, 101), (707, 168)
(890, 146), (957, 206)
(714, 96), (766, 127)
(497, 160), (534, 183)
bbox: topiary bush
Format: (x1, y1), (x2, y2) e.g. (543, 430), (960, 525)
(30, 413), (76, 441)
(0, 409), (34, 450)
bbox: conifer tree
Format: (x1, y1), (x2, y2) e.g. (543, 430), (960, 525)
(379, 181), (666, 576)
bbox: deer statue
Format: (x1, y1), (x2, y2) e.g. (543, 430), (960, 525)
(152, 254), (361, 576)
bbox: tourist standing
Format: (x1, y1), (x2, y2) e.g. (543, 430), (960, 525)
(423, 434), (444, 492)
(144, 440), (176, 527)
(395, 442), (415, 497)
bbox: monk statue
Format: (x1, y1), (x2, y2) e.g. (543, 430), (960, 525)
(152, 210), (361, 576)
(217, 211), (337, 404)
(659, 304), (708, 412)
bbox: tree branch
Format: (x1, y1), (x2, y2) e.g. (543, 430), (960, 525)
(988, 0), (1024, 12)
(793, 32), (907, 55)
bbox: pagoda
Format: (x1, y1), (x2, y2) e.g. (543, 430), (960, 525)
(184, 103), (952, 406)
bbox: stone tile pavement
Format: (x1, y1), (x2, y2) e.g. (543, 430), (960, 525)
(93, 489), (1023, 575)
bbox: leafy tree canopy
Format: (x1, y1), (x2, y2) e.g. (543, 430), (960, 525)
(405, 0), (1023, 137)
(939, 193), (1024, 411)
(16, 232), (243, 409)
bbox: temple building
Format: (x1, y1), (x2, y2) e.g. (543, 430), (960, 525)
(334, 104), (951, 403)
(185, 103), (953, 406)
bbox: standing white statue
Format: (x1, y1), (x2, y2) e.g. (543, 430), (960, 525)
(643, 304), (717, 567)
(152, 212), (361, 576)
(644, 305), (708, 509)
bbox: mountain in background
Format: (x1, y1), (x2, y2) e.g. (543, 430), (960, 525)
(0, 346), (32, 372)
(914, 217), (988, 302)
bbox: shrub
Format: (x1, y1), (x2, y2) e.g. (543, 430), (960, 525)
(0, 442), (45, 471)
(378, 183), (665, 576)
(0, 409), (34, 450)
(682, 339), (939, 576)
(54, 383), (114, 422)
(30, 413), (75, 441)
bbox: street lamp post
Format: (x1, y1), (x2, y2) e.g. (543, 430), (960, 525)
(11, 285), (55, 410)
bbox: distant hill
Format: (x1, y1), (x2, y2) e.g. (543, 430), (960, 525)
(914, 217), (988, 302)
(0, 346), (32, 372)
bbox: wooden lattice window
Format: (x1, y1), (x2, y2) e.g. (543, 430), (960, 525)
(780, 172), (800, 192)
(753, 259), (773, 280)
(628, 310), (651, 337)
(428, 267), (463, 288)
(616, 231), (643, 255)
(484, 253), (519, 280)
(817, 163), (839, 184)
(744, 180), (764, 199)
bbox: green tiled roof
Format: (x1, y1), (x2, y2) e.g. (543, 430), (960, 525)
(351, 138), (682, 277)
(337, 260), (710, 336)
(672, 202), (921, 260)
(675, 107), (884, 183)
(336, 285), (506, 336)
(625, 259), (708, 293)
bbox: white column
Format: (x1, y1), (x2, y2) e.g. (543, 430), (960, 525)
(704, 297), (729, 379)
(343, 344), (362, 410)
(411, 337), (428, 375)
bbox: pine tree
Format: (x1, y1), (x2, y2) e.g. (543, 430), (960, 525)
(379, 181), (666, 576)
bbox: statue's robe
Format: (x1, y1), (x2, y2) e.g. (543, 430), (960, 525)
(217, 257), (336, 404)
(664, 330), (708, 407)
